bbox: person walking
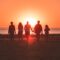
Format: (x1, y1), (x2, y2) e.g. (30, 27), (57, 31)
(24, 21), (32, 40)
(34, 20), (42, 40)
(18, 22), (23, 40)
(8, 22), (15, 40)
(44, 25), (50, 37)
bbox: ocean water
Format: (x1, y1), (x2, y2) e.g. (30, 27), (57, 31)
(0, 28), (60, 34)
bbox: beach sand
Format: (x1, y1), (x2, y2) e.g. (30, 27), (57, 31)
(0, 34), (60, 60)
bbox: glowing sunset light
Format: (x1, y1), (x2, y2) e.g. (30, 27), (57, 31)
(23, 16), (37, 27)
(18, 11), (40, 27)
(18, 9), (46, 29)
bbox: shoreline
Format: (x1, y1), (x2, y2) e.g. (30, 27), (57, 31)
(0, 34), (60, 41)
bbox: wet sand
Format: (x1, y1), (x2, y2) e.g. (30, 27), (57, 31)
(0, 34), (60, 60)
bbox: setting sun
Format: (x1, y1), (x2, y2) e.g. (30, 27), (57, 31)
(23, 16), (37, 27)
(17, 9), (46, 28)
(18, 10), (40, 27)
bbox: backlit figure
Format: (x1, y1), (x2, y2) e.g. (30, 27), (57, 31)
(8, 22), (15, 40)
(34, 20), (42, 40)
(24, 21), (32, 40)
(18, 22), (23, 40)
(44, 25), (50, 36)
(24, 21), (32, 35)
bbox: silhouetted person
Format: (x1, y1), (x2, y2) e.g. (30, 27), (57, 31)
(8, 22), (15, 40)
(18, 22), (23, 40)
(44, 25), (50, 37)
(34, 20), (42, 40)
(24, 21), (32, 40)
(24, 21), (32, 35)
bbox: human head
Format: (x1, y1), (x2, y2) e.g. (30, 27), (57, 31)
(37, 20), (40, 24)
(19, 22), (22, 25)
(10, 22), (13, 25)
(45, 25), (48, 27)
(27, 21), (29, 24)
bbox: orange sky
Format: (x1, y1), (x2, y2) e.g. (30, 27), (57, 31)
(0, 0), (60, 28)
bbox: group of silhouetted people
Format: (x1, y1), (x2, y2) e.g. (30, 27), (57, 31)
(8, 20), (50, 40)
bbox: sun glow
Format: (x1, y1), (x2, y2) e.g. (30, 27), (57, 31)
(23, 16), (37, 27)
(18, 10), (45, 28)
(18, 15), (38, 27)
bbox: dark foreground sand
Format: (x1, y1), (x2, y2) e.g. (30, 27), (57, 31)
(0, 34), (60, 60)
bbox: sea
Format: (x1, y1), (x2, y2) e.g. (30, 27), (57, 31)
(0, 28), (60, 34)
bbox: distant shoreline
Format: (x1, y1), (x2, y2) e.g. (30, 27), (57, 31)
(0, 28), (60, 34)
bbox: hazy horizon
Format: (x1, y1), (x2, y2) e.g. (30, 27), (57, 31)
(0, 26), (60, 30)
(0, 27), (60, 34)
